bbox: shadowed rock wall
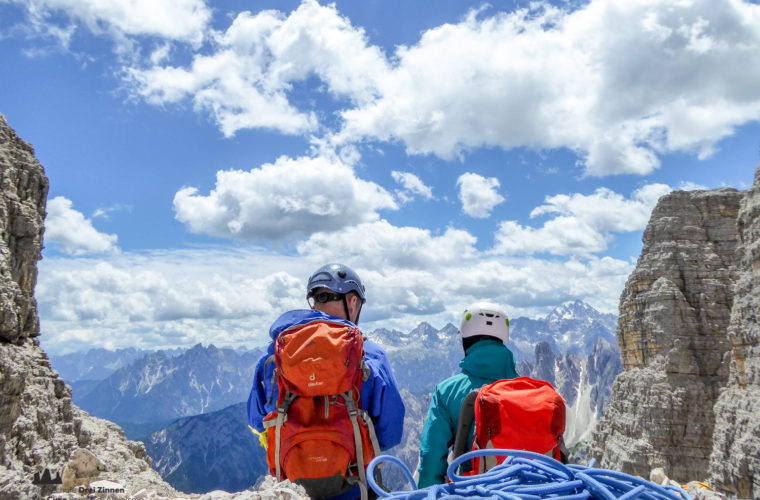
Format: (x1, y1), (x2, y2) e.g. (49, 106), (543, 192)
(709, 167), (760, 498)
(0, 114), (47, 344)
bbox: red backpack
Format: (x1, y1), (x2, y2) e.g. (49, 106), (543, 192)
(262, 319), (380, 499)
(454, 377), (566, 474)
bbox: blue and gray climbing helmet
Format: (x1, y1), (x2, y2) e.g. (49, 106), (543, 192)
(306, 263), (366, 303)
(307, 263), (366, 324)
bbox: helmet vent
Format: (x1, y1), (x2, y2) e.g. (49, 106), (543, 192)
(486, 321), (493, 325)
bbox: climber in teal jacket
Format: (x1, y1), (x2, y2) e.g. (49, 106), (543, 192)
(416, 302), (519, 488)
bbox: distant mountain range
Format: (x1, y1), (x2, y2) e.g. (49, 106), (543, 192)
(48, 300), (620, 493)
(65, 344), (263, 439)
(49, 347), (167, 382)
(144, 402), (267, 494)
(509, 300), (618, 359)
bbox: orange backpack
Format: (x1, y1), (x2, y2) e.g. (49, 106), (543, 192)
(262, 319), (380, 499)
(455, 377), (566, 474)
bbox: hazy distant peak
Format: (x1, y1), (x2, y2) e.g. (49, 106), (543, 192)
(545, 300), (602, 323)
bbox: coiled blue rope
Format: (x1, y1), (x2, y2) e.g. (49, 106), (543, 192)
(366, 449), (692, 500)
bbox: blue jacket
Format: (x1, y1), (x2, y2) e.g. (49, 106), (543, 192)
(247, 309), (405, 498)
(416, 339), (518, 488)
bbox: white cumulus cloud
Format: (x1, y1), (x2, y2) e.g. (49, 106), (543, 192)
(45, 196), (119, 255)
(173, 154), (397, 242)
(335, 0), (760, 176)
(297, 219), (477, 269)
(491, 183), (673, 257)
(8, 0), (211, 48)
(295, 218), (632, 327)
(36, 248), (310, 353)
(457, 172), (505, 218)
(12, 0), (760, 175)
(126, 0), (388, 137)
(391, 171), (433, 203)
(37, 220), (635, 353)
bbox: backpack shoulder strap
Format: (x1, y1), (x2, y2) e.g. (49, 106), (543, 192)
(342, 393), (366, 481)
(452, 389), (479, 460)
(263, 354), (277, 405)
(270, 391), (297, 481)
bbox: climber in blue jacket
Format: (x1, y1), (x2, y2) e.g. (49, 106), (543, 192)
(416, 302), (518, 488)
(247, 263), (405, 499)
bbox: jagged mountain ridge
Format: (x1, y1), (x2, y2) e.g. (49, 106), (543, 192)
(368, 322), (462, 394)
(73, 343), (263, 437)
(509, 300), (618, 360)
(49, 346), (186, 383)
(370, 301), (617, 361)
(369, 301), (617, 396)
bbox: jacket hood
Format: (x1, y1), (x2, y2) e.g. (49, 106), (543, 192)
(268, 309), (357, 340)
(459, 338), (516, 380)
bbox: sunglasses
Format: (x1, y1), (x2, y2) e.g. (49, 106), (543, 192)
(308, 291), (343, 305)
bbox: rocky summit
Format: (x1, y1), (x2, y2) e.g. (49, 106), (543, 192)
(591, 179), (760, 497)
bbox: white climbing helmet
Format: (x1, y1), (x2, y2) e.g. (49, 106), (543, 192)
(459, 301), (510, 344)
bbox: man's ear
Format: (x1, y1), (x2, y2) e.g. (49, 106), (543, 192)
(346, 293), (359, 308)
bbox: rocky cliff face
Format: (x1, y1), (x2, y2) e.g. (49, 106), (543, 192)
(0, 114), (47, 344)
(590, 188), (743, 485)
(709, 168), (760, 498)
(0, 340), (179, 498)
(0, 114), (177, 498)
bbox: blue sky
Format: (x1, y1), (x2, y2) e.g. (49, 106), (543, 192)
(1, 0), (758, 354)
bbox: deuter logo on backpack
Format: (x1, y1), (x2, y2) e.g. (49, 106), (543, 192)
(263, 319), (380, 499)
(308, 372), (324, 387)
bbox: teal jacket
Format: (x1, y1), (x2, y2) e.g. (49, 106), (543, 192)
(416, 339), (518, 487)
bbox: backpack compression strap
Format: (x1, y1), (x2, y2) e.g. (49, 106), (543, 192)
(263, 355), (277, 405)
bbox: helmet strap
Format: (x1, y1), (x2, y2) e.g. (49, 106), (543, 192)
(341, 294), (362, 325)
(354, 301), (362, 325)
(342, 294), (351, 323)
